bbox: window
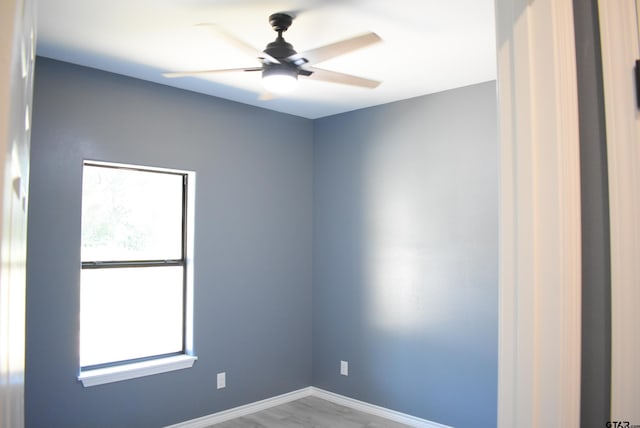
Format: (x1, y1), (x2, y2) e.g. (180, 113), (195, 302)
(78, 161), (196, 386)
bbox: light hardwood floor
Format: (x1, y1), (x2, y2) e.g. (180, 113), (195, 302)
(209, 396), (411, 428)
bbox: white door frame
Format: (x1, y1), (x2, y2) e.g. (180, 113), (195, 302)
(495, 0), (582, 426)
(0, 0), (36, 427)
(598, 0), (640, 422)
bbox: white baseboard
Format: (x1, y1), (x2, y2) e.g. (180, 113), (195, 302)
(165, 386), (452, 428)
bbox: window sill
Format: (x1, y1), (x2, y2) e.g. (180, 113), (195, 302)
(78, 354), (197, 387)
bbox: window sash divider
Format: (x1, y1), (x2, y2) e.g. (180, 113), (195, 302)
(81, 259), (184, 269)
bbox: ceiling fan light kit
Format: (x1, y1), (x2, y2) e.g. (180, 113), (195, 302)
(164, 12), (382, 96)
(262, 65), (298, 93)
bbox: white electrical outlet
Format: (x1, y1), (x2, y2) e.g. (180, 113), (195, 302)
(340, 360), (348, 376)
(217, 372), (226, 389)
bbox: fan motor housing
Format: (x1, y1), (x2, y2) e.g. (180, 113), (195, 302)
(264, 39), (297, 60)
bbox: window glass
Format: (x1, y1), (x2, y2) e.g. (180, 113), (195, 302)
(80, 266), (184, 367)
(81, 165), (183, 262)
(80, 162), (191, 371)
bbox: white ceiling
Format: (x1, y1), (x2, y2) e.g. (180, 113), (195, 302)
(36, 0), (496, 119)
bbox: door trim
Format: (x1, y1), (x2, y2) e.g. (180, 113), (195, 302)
(496, 1), (582, 426)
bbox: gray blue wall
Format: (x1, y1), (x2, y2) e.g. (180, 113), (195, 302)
(27, 58), (499, 427)
(26, 58), (313, 427)
(312, 82), (498, 428)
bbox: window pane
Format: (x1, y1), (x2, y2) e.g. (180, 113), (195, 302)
(81, 165), (183, 261)
(80, 266), (184, 367)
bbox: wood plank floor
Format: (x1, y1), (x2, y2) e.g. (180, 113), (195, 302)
(209, 396), (411, 428)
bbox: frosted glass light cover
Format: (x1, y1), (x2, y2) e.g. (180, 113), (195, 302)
(262, 74), (298, 93)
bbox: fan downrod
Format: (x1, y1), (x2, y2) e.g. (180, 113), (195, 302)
(269, 13), (293, 33)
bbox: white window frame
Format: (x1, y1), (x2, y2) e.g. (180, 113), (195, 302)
(77, 160), (197, 387)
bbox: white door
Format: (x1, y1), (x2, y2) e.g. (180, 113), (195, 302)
(0, 0), (36, 427)
(599, 0), (640, 423)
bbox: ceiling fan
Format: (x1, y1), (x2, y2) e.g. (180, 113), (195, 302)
(163, 12), (382, 95)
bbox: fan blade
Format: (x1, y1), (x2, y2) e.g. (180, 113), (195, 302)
(195, 23), (280, 64)
(292, 32), (381, 65)
(163, 67), (262, 78)
(305, 67), (381, 89)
